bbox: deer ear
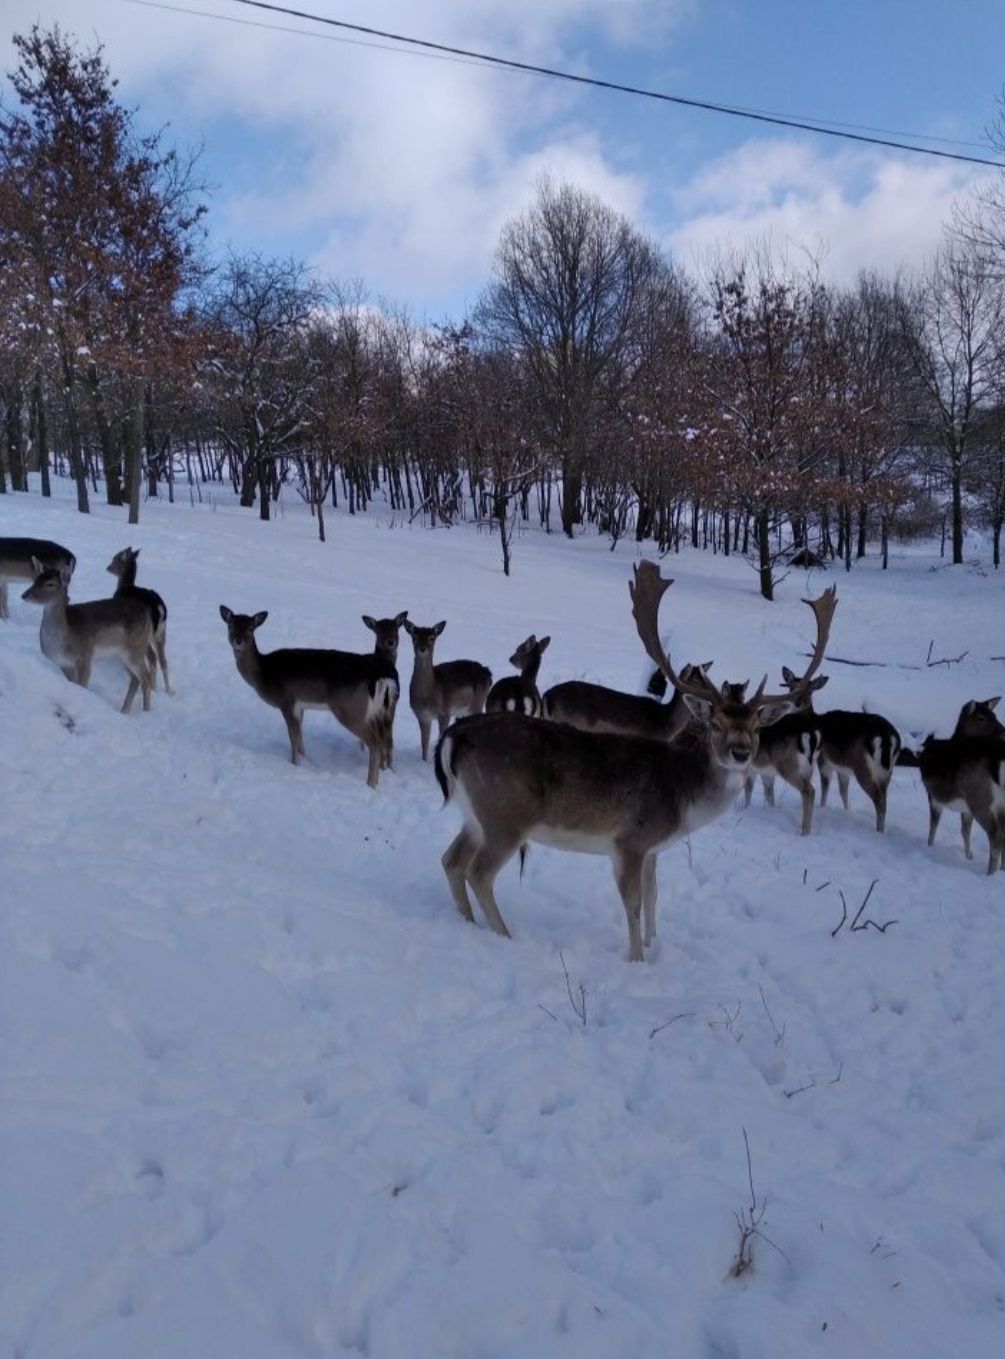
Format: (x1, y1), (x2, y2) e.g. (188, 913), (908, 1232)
(219, 605), (233, 622)
(986, 696), (1001, 710)
(434, 620), (446, 636)
(362, 615), (376, 632)
(757, 698), (796, 725)
(30, 556), (44, 577)
(59, 562), (73, 585)
(538, 636), (550, 653)
(682, 693), (714, 723)
(251, 611), (268, 628)
(403, 619), (415, 636)
(394, 611), (408, 627)
(131, 547), (140, 557)
(781, 665), (797, 684)
(812, 675), (829, 691)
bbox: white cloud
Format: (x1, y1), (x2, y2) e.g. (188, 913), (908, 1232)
(1, 0), (680, 306)
(667, 138), (993, 280)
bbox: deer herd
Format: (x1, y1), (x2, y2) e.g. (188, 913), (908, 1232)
(2, 532), (1003, 961)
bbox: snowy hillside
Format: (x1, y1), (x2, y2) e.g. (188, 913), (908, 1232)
(2, 488), (1004, 1359)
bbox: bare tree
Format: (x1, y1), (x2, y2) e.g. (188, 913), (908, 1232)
(479, 178), (664, 537)
(900, 239), (1004, 565)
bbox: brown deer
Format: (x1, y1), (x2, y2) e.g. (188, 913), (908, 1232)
(21, 559), (154, 712)
(780, 668), (901, 832)
(219, 607), (398, 787)
(542, 661), (713, 742)
(361, 611), (407, 769)
(434, 565), (836, 960)
(487, 635), (550, 717)
(1, 537), (75, 620)
(403, 619), (492, 760)
(921, 698), (1005, 871)
(107, 547), (172, 695)
(743, 703), (822, 836)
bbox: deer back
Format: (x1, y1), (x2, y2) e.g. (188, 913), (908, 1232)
(0, 538), (75, 584)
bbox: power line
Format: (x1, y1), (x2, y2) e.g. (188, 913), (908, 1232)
(127, 0), (995, 155)
(199, 0), (1004, 169)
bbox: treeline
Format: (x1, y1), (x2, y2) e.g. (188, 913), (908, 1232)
(2, 25), (1005, 596)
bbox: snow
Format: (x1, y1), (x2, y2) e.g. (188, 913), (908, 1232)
(1, 485), (1004, 1358)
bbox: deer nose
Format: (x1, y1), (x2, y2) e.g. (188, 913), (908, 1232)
(730, 745), (751, 765)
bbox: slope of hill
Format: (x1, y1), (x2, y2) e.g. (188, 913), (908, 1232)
(1, 488), (1003, 1358)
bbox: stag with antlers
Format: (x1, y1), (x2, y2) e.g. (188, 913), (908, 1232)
(434, 564), (837, 960)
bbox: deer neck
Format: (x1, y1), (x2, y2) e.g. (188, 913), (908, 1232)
(521, 655), (542, 686)
(117, 560), (138, 590)
(234, 638), (266, 693)
(410, 650), (437, 702)
(38, 590), (72, 657)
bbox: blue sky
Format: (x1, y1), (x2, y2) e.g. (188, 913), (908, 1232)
(5, 0), (1004, 315)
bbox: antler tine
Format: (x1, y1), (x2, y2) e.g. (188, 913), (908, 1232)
(756, 585), (838, 709)
(629, 562), (718, 700)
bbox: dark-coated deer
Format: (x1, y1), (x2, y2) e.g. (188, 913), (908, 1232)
(21, 559), (154, 712)
(403, 619), (492, 760)
(486, 635), (550, 717)
(219, 607), (398, 787)
(921, 698), (1005, 871)
(780, 667), (901, 832)
(434, 565), (836, 960)
(543, 660), (713, 742)
(361, 611), (407, 769)
(107, 547), (172, 696)
(1, 537), (75, 620)
(744, 700), (822, 836)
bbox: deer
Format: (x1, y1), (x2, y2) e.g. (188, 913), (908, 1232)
(0, 537), (76, 620)
(920, 698), (1005, 870)
(362, 611), (408, 668)
(434, 563), (837, 961)
(778, 667), (901, 833)
(361, 611), (407, 769)
(403, 619), (492, 760)
(219, 607), (398, 787)
(743, 697), (822, 836)
(106, 547), (172, 696)
(543, 660), (713, 742)
(486, 635), (550, 717)
(21, 559), (154, 712)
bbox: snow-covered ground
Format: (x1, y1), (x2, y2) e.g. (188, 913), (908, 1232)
(2, 484), (1004, 1359)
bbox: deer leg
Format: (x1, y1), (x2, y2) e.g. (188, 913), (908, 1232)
(641, 853), (658, 948)
(146, 644), (159, 692)
(61, 666), (75, 682)
(282, 707), (303, 765)
(612, 848), (645, 962)
(364, 738), (381, 789)
(928, 798), (942, 847)
(857, 772), (886, 832)
(837, 771), (851, 811)
(762, 774), (776, 808)
(74, 654), (92, 688)
(961, 813), (974, 859)
(818, 757), (831, 807)
(417, 714), (432, 761)
(466, 837), (517, 938)
(983, 817), (1003, 875)
(442, 826), (479, 922)
(122, 674), (140, 713)
(0, 583), (8, 620)
(157, 626), (173, 696)
(743, 773), (754, 809)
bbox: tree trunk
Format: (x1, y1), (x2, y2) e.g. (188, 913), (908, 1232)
(61, 359), (90, 513)
(34, 374), (51, 498)
(756, 507), (773, 601)
(560, 450), (582, 538)
(856, 502), (867, 559)
(950, 444), (964, 564)
(86, 365), (123, 505)
(124, 383), (143, 526)
(258, 458), (271, 521)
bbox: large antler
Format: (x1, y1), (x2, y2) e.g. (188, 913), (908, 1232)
(752, 585), (838, 710)
(630, 561), (720, 702)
